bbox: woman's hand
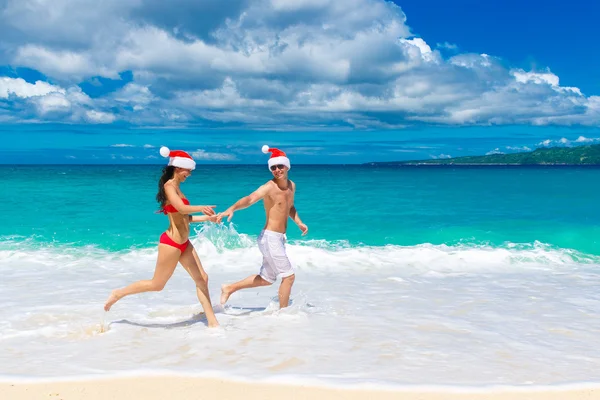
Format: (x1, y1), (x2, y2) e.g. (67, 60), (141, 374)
(201, 205), (216, 216)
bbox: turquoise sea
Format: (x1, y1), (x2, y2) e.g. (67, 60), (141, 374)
(3, 165), (600, 253)
(1, 165), (599, 388)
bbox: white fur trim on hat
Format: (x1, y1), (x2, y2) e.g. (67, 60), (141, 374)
(268, 156), (290, 170)
(169, 157), (196, 170)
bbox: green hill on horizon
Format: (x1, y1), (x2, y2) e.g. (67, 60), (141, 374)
(367, 144), (600, 166)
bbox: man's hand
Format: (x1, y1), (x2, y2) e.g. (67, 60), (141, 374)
(298, 223), (308, 236)
(201, 205), (216, 216)
(207, 214), (221, 223)
(218, 209), (234, 223)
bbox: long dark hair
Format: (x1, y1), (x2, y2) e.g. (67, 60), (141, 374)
(156, 165), (175, 209)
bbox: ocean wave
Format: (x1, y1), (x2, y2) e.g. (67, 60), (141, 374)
(0, 224), (598, 274)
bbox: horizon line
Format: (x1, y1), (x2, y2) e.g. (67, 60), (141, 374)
(3, 163), (600, 168)
(0, 163), (363, 166)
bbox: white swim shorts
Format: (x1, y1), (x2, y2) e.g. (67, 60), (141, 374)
(257, 229), (295, 283)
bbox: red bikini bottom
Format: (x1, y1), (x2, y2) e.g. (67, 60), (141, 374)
(159, 232), (190, 253)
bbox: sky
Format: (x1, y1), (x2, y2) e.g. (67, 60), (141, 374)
(0, 0), (599, 164)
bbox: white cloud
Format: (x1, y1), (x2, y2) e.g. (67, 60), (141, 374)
(286, 146), (326, 155)
(486, 148), (505, 155)
(0, 76), (116, 122)
(0, 0), (598, 127)
(431, 153), (452, 159)
(114, 83), (155, 107)
(0, 77), (64, 98)
(111, 144), (135, 147)
(190, 149), (237, 161)
(574, 136), (600, 143)
(86, 110), (116, 123)
(14, 46), (116, 81)
(400, 37), (437, 62)
(512, 70), (560, 87)
(270, 0), (329, 12)
(485, 145), (533, 155)
(35, 92), (71, 114)
(143, 144), (156, 148)
(512, 69), (582, 95)
(537, 136), (600, 147)
(437, 42), (458, 51)
(506, 146), (532, 152)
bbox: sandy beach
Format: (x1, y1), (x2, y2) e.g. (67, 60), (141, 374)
(1, 377), (599, 400)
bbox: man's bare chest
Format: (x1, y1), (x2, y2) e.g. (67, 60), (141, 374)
(267, 189), (294, 206)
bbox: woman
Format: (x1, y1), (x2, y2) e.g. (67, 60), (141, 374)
(104, 146), (220, 327)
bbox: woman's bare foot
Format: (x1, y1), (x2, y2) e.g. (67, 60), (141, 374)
(104, 290), (122, 311)
(220, 284), (232, 305)
(208, 320), (220, 328)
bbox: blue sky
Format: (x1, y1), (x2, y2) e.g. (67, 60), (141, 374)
(1, 0), (599, 164)
(395, 0), (600, 96)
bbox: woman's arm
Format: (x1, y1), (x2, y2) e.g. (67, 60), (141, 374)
(190, 214), (219, 223)
(164, 184), (216, 215)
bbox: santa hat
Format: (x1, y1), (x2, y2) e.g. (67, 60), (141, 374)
(160, 146), (196, 170)
(262, 145), (290, 170)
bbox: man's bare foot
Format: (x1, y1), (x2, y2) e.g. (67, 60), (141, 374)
(104, 290), (121, 312)
(208, 321), (220, 328)
(220, 284), (232, 305)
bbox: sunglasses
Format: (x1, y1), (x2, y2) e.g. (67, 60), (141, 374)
(270, 164), (286, 171)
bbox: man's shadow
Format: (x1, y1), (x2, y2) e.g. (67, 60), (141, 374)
(109, 306), (267, 329)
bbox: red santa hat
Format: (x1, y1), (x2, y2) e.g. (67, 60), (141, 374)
(159, 146), (196, 170)
(262, 144), (290, 170)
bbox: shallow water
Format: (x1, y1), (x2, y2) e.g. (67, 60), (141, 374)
(1, 227), (599, 386)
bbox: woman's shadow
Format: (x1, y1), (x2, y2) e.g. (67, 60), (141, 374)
(108, 305), (267, 329)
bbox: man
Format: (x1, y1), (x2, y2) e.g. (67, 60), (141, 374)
(218, 145), (308, 309)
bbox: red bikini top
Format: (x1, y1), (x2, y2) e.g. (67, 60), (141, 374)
(162, 198), (190, 214)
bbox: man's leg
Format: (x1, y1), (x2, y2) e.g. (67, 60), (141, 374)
(278, 274), (295, 308)
(220, 274), (272, 305)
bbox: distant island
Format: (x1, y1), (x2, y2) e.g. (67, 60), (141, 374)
(366, 144), (600, 166)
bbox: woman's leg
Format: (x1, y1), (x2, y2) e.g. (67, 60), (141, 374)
(178, 245), (219, 328)
(104, 244), (181, 311)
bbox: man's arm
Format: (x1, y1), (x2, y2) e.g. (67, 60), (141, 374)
(219, 183), (270, 222)
(289, 206), (302, 224)
(289, 182), (307, 235)
(289, 205), (309, 235)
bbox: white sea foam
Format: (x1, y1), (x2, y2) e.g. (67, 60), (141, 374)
(1, 227), (599, 387)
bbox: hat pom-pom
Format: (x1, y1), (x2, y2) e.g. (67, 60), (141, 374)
(262, 145), (270, 154)
(159, 146), (170, 157)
